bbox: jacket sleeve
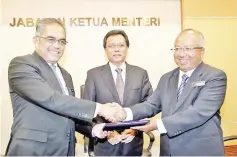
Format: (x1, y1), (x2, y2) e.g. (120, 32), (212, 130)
(8, 56), (96, 122)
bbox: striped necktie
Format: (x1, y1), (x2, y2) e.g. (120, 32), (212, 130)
(177, 74), (189, 100)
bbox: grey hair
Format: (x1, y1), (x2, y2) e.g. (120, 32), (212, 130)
(35, 18), (66, 37)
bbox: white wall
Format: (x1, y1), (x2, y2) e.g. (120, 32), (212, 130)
(0, 0), (181, 155)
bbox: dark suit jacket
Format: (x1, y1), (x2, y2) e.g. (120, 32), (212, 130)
(6, 52), (97, 156)
(83, 63), (153, 156)
(130, 62), (227, 156)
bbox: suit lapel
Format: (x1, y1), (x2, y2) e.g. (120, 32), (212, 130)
(123, 63), (133, 105)
(173, 62), (205, 113)
(168, 69), (179, 115)
(101, 63), (121, 103)
(32, 52), (63, 94)
(58, 66), (71, 95)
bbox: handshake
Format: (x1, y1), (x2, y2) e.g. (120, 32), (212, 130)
(98, 102), (127, 122)
(92, 102), (128, 139)
(92, 102), (156, 141)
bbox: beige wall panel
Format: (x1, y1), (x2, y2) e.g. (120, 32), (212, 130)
(182, 0), (237, 17)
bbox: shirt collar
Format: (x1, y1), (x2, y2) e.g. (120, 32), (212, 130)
(179, 68), (195, 78)
(179, 61), (203, 77)
(47, 62), (58, 67)
(109, 62), (126, 72)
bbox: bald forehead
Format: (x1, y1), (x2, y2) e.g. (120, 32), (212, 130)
(175, 29), (204, 47)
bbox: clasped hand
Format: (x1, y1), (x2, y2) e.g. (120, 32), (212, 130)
(92, 102), (127, 139)
(98, 102), (127, 122)
(107, 129), (136, 145)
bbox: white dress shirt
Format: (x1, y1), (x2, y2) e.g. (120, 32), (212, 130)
(124, 68), (196, 134)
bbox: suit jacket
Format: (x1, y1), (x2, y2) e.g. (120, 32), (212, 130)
(130, 62), (227, 156)
(6, 52), (97, 156)
(83, 63), (153, 156)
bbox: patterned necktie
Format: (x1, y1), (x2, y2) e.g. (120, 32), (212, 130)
(115, 68), (125, 104)
(50, 64), (68, 95)
(177, 74), (189, 100)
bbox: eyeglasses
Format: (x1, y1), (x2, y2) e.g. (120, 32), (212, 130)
(106, 44), (126, 49)
(171, 47), (203, 54)
(37, 36), (68, 46)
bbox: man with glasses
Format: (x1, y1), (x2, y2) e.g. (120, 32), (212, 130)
(82, 29), (153, 156)
(108, 28), (227, 156)
(6, 18), (122, 156)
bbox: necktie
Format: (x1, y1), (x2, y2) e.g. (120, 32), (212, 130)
(177, 74), (189, 100)
(50, 64), (68, 95)
(115, 68), (125, 104)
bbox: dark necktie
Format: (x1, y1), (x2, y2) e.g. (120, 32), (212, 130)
(115, 68), (125, 104)
(177, 74), (189, 100)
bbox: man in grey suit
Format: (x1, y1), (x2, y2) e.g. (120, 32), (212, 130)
(108, 29), (227, 156)
(5, 18), (121, 156)
(83, 30), (153, 156)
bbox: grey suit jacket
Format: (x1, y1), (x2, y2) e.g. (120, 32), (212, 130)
(6, 52), (97, 156)
(83, 63), (153, 156)
(130, 62), (227, 156)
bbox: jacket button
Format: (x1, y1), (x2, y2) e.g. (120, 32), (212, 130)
(67, 133), (70, 137)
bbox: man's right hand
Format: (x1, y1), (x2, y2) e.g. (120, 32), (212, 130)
(98, 102), (127, 122)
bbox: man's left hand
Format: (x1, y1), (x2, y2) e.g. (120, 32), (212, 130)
(92, 123), (112, 139)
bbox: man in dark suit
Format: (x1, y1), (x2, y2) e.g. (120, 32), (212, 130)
(110, 29), (227, 156)
(5, 18), (121, 156)
(83, 30), (153, 156)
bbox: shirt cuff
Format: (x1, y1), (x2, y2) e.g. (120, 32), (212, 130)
(124, 108), (133, 121)
(91, 126), (95, 137)
(91, 126), (98, 140)
(93, 103), (101, 118)
(157, 119), (167, 134)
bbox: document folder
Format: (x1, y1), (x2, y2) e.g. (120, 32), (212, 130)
(103, 120), (150, 131)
